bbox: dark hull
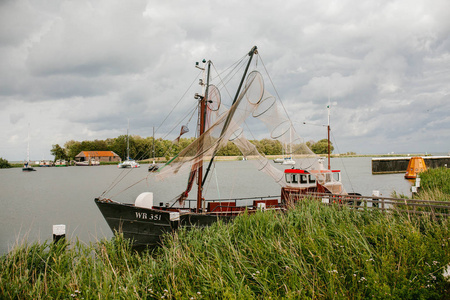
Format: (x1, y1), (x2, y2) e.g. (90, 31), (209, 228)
(22, 167), (36, 172)
(148, 164), (159, 172)
(95, 199), (173, 246)
(95, 198), (235, 247)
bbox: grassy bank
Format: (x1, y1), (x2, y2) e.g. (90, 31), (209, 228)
(396, 167), (450, 203)
(418, 168), (450, 198)
(1, 200), (449, 299)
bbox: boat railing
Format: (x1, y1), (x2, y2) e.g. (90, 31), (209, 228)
(293, 192), (450, 218)
(182, 195), (282, 212)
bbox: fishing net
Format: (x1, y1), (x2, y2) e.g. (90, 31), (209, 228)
(156, 67), (345, 195)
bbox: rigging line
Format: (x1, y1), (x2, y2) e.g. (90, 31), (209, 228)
(131, 71), (201, 162)
(158, 104), (198, 161)
(211, 62), (235, 105)
(221, 61), (248, 92)
(211, 53), (247, 86)
(158, 54), (248, 170)
(202, 161), (214, 198)
(105, 169), (135, 195)
(100, 169), (128, 197)
(258, 55), (294, 127)
(211, 57), (247, 95)
(330, 130), (355, 193)
(100, 168), (134, 197)
(155, 69), (203, 136)
(133, 104), (198, 162)
(108, 175), (149, 200)
(201, 160), (220, 200)
(213, 165), (221, 200)
(160, 104), (198, 141)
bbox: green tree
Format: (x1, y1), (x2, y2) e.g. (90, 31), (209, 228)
(310, 139), (334, 154)
(80, 140), (107, 151)
(50, 144), (67, 161)
(108, 135), (127, 160)
(216, 141), (241, 156)
(0, 157), (12, 168)
(64, 140), (83, 160)
(260, 139), (282, 155)
(132, 135), (152, 161)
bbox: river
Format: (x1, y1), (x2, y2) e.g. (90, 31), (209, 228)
(0, 157), (412, 254)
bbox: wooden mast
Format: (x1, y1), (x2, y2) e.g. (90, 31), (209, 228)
(202, 46), (258, 186)
(196, 60), (211, 212)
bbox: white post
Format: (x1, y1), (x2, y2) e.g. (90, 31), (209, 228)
(257, 202), (266, 211)
(372, 190), (380, 208)
(53, 224), (66, 243)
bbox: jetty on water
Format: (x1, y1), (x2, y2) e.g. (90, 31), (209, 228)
(372, 156), (450, 175)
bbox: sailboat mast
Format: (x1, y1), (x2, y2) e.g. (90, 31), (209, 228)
(152, 126), (155, 164)
(196, 60), (211, 212)
(327, 105), (331, 170)
(125, 119), (130, 160)
(27, 123), (30, 163)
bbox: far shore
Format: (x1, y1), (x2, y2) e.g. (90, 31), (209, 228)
(6, 153), (441, 168)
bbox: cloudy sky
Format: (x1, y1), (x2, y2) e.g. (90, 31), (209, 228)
(1, 0), (449, 161)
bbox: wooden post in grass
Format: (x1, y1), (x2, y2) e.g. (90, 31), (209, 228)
(53, 224), (66, 243)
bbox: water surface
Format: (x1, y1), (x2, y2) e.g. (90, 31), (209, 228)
(0, 157), (411, 254)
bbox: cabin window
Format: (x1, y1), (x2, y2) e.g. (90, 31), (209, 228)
(326, 174), (332, 182)
(285, 174), (291, 183)
(309, 175), (316, 183)
(333, 172), (340, 181)
(292, 174), (298, 183)
(300, 175), (308, 184)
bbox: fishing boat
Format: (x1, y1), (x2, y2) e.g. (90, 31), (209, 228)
(22, 124), (36, 172)
(75, 158), (100, 166)
(118, 159), (140, 168)
(274, 140), (295, 165)
(39, 160), (51, 167)
(282, 157), (295, 165)
(118, 120), (140, 169)
(95, 46), (349, 247)
(55, 159), (68, 167)
(273, 157), (295, 164)
(22, 161), (36, 172)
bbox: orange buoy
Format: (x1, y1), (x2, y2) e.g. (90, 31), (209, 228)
(405, 157), (427, 179)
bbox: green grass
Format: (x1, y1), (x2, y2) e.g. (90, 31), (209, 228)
(1, 201), (449, 299)
(417, 168), (450, 201)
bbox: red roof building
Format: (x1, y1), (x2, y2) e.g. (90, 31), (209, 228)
(75, 151), (121, 162)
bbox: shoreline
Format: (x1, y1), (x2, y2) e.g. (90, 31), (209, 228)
(4, 153), (442, 168)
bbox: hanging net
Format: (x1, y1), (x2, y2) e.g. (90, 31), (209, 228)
(156, 68), (345, 195)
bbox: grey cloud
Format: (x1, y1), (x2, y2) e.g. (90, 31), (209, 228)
(1, 0), (450, 160)
(9, 112), (24, 125)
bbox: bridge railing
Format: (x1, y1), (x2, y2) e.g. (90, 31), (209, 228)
(295, 192), (450, 218)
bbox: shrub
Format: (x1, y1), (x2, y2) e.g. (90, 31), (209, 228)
(0, 157), (12, 169)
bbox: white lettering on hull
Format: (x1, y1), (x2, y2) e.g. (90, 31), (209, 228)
(135, 212), (162, 221)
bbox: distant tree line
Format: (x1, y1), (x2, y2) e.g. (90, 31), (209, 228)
(306, 139), (335, 155)
(0, 157), (12, 168)
(50, 136), (334, 161)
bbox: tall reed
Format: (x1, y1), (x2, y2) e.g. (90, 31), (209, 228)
(2, 200), (449, 299)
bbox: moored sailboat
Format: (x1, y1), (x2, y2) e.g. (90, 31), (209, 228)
(22, 124), (36, 172)
(95, 46), (349, 247)
(118, 120), (140, 169)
